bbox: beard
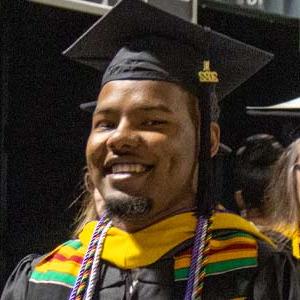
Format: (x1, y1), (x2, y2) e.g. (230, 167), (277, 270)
(104, 194), (153, 219)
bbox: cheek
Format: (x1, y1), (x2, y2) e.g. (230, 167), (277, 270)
(86, 133), (107, 168)
(153, 129), (196, 171)
(174, 127), (197, 176)
(142, 132), (169, 151)
(176, 125), (197, 159)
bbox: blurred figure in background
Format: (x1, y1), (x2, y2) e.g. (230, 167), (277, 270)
(264, 138), (300, 258)
(233, 134), (283, 226)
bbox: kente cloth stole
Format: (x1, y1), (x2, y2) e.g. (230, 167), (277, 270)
(30, 212), (197, 288)
(30, 240), (84, 288)
(29, 230), (259, 287)
(29, 212), (265, 288)
(174, 230), (258, 281)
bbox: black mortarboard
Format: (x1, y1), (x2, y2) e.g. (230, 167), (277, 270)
(247, 97), (300, 117)
(64, 0), (273, 215)
(65, 0), (272, 104)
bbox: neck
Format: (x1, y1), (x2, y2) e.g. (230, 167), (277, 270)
(111, 207), (196, 233)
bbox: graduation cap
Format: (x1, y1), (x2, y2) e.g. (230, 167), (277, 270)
(66, 0), (272, 107)
(247, 97), (300, 117)
(64, 0), (273, 215)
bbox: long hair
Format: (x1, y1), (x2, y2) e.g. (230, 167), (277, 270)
(263, 138), (300, 241)
(72, 171), (98, 238)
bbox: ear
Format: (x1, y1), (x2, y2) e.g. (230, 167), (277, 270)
(84, 171), (95, 193)
(210, 122), (220, 157)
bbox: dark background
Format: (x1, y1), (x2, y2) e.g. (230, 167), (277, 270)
(0, 0), (100, 290)
(1, 0), (299, 292)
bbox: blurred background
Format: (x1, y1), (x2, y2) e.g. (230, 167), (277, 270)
(1, 0), (299, 291)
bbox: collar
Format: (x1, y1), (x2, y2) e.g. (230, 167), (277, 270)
(79, 211), (274, 269)
(80, 212), (197, 269)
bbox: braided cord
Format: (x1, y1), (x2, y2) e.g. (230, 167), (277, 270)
(85, 220), (112, 300)
(68, 213), (108, 300)
(184, 214), (213, 300)
(193, 215), (213, 299)
(184, 216), (207, 300)
(202, 217), (212, 278)
(192, 218), (208, 299)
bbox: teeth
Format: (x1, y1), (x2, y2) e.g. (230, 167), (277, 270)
(111, 164), (147, 174)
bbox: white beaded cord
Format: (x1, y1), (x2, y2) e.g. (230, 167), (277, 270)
(85, 220), (112, 300)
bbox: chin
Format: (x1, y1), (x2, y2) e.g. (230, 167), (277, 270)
(104, 194), (153, 219)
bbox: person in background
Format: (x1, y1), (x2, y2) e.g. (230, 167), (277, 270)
(264, 138), (300, 259)
(233, 134), (283, 226)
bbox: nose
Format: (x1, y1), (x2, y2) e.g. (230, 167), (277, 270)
(106, 121), (141, 152)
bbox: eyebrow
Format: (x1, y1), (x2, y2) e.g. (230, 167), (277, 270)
(94, 104), (173, 115)
(93, 108), (115, 116)
(138, 104), (172, 113)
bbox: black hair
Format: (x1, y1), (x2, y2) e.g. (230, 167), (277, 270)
(233, 134), (283, 210)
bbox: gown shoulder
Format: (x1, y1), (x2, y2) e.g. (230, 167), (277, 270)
(1, 254), (41, 300)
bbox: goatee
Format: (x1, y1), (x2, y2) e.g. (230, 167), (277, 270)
(104, 195), (153, 219)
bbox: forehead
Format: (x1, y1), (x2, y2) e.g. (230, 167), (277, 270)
(95, 80), (195, 114)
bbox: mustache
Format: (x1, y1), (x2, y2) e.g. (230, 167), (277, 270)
(104, 195), (153, 219)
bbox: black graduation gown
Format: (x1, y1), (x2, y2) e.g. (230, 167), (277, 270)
(266, 230), (300, 283)
(1, 239), (300, 300)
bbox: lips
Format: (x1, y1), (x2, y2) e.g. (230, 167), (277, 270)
(104, 162), (153, 188)
(112, 163), (148, 174)
(104, 160), (153, 176)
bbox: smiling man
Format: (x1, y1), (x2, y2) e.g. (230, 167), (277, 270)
(1, 0), (300, 300)
(87, 80), (200, 232)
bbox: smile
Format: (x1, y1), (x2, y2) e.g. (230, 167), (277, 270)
(104, 162), (153, 176)
(112, 164), (149, 174)
(105, 163), (153, 184)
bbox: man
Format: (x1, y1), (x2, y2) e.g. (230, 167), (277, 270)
(1, 0), (299, 299)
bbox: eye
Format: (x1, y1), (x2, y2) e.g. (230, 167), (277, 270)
(94, 120), (116, 131)
(142, 120), (167, 127)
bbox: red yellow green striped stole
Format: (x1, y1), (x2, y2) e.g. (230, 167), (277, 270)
(30, 240), (85, 288)
(174, 230), (258, 281)
(29, 230), (259, 287)
(29, 212), (272, 288)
